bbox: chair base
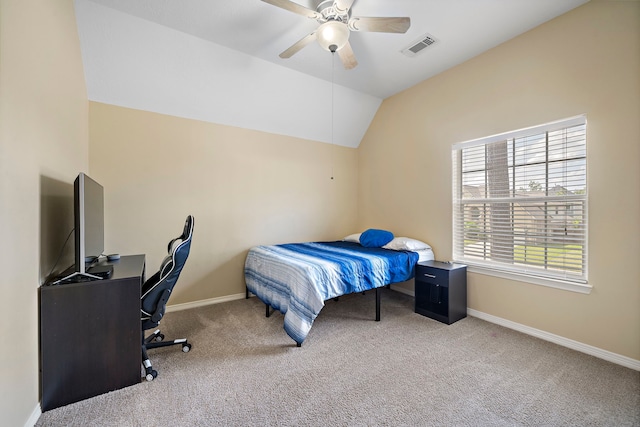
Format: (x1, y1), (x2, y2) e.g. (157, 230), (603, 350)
(141, 329), (191, 381)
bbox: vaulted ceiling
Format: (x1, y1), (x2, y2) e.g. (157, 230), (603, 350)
(75, 0), (588, 147)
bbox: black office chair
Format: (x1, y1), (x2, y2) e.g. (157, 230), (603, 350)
(141, 215), (194, 381)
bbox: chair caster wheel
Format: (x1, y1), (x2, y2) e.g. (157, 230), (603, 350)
(145, 370), (158, 382)
(182, 343), (192, 353)
(155, 334), (164, 342)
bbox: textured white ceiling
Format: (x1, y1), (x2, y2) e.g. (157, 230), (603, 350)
(75, 0), (589, 147)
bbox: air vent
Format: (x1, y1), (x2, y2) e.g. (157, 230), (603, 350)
(401, 33), (438, 57)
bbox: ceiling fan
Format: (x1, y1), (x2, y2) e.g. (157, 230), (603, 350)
(261, 0), (411, 70)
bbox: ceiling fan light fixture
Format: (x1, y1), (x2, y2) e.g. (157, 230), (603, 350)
(316, 21), (350, 52)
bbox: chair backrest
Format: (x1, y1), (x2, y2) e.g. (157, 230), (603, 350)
(141, 215), (194, 323)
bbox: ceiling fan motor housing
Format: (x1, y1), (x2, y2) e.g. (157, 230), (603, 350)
(316, 0), (350, 23)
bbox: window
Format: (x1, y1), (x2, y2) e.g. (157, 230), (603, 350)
(452, 116), (588, 289)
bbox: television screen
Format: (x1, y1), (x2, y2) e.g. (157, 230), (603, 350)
(50, 172), (108, 284)
(74, 172), (104, 274)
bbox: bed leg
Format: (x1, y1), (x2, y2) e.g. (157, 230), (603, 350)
(266, 303), (271, 318)
(296, 342), (301, 347)
(246, 286), (249, 299)
(375, 287), (381, 321)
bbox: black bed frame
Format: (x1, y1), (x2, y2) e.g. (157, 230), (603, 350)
(246, 286), (386, 347)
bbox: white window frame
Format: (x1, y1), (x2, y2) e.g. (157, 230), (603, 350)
(452, 115), (590, 294)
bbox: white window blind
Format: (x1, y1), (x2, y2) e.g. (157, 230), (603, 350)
(452, 116), (587, 284)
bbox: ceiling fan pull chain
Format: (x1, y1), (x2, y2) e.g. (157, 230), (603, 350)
(330, 51), (335, 180)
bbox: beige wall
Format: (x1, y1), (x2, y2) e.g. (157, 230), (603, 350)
(358, 0), (640, 359)
(88, 102), (358, 305)
(0, 0), (88, 425)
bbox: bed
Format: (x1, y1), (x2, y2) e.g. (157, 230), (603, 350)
(244, 235), (434, 346)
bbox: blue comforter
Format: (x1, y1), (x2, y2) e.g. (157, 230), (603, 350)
(244, 241), (419, 344)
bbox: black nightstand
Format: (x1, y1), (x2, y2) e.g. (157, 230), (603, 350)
(415, 261), (467, 325)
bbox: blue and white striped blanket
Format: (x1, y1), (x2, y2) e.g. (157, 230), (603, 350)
(244, 241), (419, 344)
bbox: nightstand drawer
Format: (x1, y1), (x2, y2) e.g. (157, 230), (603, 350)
(415, 266), (449, 284)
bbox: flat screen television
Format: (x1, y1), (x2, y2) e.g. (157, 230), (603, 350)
(55, 172), (108, 283)
(75, 172), (105, 270)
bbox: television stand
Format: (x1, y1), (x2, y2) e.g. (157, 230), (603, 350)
(40, 254), (145, 411)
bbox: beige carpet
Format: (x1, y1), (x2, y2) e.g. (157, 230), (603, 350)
(37, 289), (639, 426)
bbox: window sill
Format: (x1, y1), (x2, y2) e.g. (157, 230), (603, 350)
(466, 265), (592, 294)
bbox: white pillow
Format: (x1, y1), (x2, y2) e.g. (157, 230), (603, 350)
(383, 237), (431, 251)
(343, 233), (362, 243)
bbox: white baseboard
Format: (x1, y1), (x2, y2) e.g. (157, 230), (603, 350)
(467, 308), (640, 371)
(25, 404), (41, 427)
(166, 292), (247, 312)
(388, 286), (639, 371)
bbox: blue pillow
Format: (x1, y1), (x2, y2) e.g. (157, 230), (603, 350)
(359, 229), (394, 248)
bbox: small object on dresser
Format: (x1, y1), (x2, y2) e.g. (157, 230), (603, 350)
(415, 260), (467, 325)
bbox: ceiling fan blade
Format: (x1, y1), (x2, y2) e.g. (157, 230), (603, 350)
(337, 41), (358, 70)
(333, 0), (356, 14)
(261, 0), (321, 20)
(348, 16), (411, 33)
(279, 31), (317, 58)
